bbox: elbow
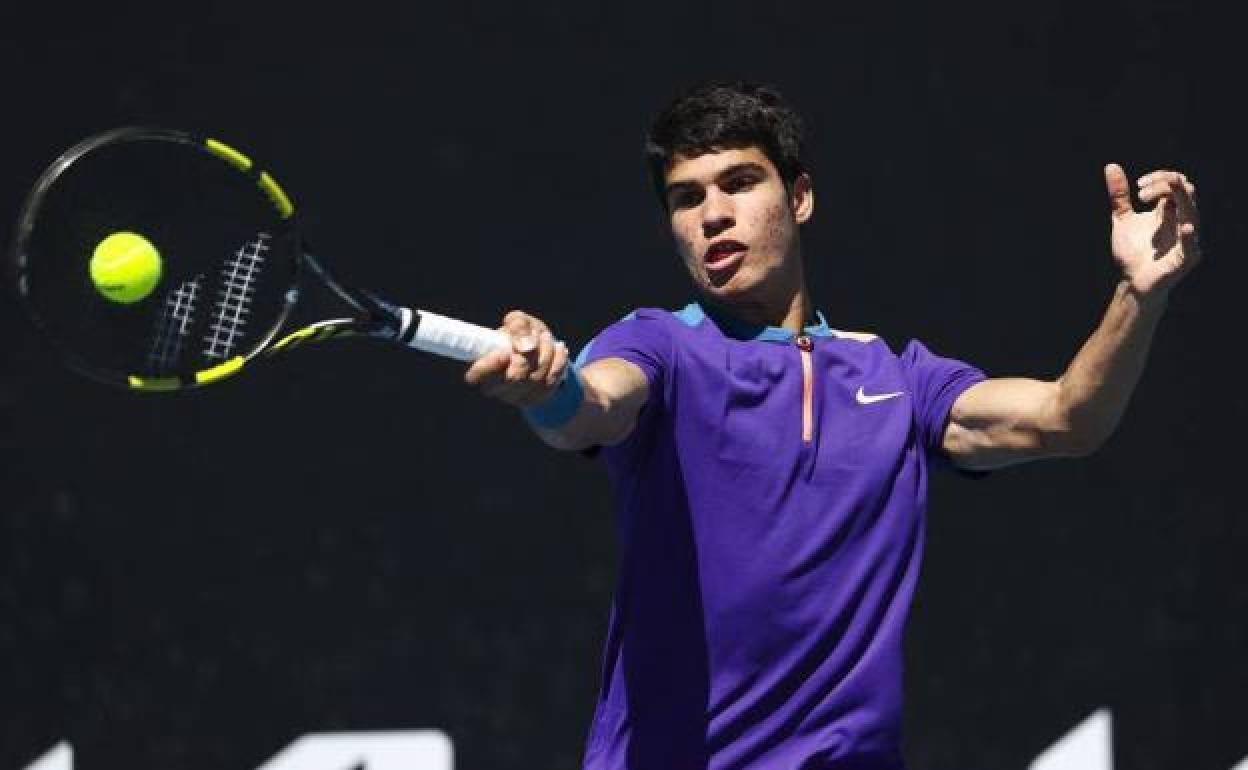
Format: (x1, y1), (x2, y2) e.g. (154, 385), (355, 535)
(1043, 385), (1115, 458)
(532, 421), (598, 452)
(1043, 421), (1110, 458)
(538, 431), (587, 452)
(1062, 433), (1106, 458)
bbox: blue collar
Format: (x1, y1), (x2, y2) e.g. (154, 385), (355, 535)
(678, 301), (834, 342)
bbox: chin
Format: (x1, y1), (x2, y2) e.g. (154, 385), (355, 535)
(701, 267), (760, 300)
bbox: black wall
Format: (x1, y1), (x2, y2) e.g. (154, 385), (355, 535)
(2, 1), (1244, 768)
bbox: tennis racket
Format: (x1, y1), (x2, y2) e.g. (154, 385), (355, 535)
(10, 126), (513, 391)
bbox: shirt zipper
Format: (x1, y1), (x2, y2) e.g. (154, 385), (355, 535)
(796, 334), (814, 443)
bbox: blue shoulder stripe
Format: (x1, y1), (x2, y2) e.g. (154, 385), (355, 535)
(574, 310), (638, 368)
(673, 303), (705, 327)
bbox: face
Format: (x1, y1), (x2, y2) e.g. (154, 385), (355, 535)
(663, 146), (813, 311)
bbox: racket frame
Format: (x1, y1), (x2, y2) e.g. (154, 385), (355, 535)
(12, 127), (310, 391)
(12, 126), (511, 393)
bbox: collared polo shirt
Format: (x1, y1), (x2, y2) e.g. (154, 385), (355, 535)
(577, 302), (987, 770)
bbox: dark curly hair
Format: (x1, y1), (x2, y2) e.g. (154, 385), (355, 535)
(645, 81), (806, 208)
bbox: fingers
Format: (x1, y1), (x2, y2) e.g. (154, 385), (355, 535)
(1137, 169), (1201, 261)
(502, 309), (542, 354)
(466, 310), (568, 408)
(1104, 163), (1134, 219)
(531, 330), (555, 384)
(1168, 177), (1201, 264)
(463, 348), (511, 387)
(547, 339), (570, 388)
(1136, 170), (1197, 210)
(502, 311), (557, 384)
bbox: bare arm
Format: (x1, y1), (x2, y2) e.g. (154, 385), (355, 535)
(944, 284), (1166, 469)
(943, 165), (1202, 471)
(529, 358), (650, 451)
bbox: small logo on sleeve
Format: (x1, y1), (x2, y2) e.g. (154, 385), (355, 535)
(856, 386), (905, 405)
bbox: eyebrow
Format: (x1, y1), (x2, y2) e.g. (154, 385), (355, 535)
(664, 161), (769, 198)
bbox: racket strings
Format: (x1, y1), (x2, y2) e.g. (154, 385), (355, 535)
(14, 129), (304, 387)
(146, 274), (204, 372)
(203, 232), (270, 360)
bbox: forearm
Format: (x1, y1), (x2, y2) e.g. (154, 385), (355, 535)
(528, 385), (613, 451)
(525, 359), (649, 452)
(1054, 280), (1168, 451)
(946, 165), (1200, 468)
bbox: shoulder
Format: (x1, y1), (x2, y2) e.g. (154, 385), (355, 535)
(823, 332), (945, 362)
(826, 328), (882, 345)
(895, 337), (970, 367)
(593, 304), (708, 338)
(822, 330), (964, 376)
(822, 326), (897, 359)
(575, 306), (691, 369)
(627, 304), (706, 328)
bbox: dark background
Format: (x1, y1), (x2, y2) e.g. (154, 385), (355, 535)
(2, 1), (1244, 768)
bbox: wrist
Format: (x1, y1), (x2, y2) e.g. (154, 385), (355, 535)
(1118, 279), (1169, 316)
(522, 367), (585, 430)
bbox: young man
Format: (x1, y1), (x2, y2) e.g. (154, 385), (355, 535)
(464, 82), (1201, 769)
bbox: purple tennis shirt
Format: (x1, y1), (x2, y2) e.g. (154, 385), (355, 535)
(575, 302), (986, 770)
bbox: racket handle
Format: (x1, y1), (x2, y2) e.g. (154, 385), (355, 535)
(406, 309), (512, 361)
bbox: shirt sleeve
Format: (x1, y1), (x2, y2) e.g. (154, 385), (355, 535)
(899, 339), (988, 460)
(571, 310), (674, 457)
(574, 309), (673, 398)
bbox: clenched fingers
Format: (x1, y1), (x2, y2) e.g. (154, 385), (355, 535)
(464, 348), (512, 388)
(466, 310), (568, 408)
(1137, 170), (1197, 210)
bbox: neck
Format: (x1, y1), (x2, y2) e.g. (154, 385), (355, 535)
(704, 285), (812, 332)
(775, 288), (812, 332)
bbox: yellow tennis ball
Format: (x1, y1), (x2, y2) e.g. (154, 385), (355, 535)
(90, 231), (163, 303)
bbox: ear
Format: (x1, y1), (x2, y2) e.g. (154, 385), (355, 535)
(791, 172), (814, 224)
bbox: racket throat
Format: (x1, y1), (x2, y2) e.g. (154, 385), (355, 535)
(353, 288), (408, 339)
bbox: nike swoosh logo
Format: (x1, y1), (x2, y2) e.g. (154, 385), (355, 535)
(856, 386), (905, 405)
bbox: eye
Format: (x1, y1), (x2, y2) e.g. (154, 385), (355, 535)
(669, 188), (703, 210)
(721, 174), (760, 194)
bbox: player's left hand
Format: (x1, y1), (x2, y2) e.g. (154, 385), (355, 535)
(1104, 164), (1202, 301)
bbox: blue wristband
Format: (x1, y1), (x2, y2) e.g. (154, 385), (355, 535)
(523, 367), (586, 429)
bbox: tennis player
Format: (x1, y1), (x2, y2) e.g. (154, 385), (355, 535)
(465, 81), (1201, 769)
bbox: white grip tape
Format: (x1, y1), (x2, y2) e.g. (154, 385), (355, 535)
(408, 309), (512, 362)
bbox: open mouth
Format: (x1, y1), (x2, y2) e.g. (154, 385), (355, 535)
(704, 240), (746, 271)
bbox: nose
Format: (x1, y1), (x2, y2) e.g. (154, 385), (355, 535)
(701, 188), (734, 238)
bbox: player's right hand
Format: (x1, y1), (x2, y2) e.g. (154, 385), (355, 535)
(464, 310), (569, 408)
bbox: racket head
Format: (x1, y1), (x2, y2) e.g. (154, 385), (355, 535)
(10, 127), (305, 391)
